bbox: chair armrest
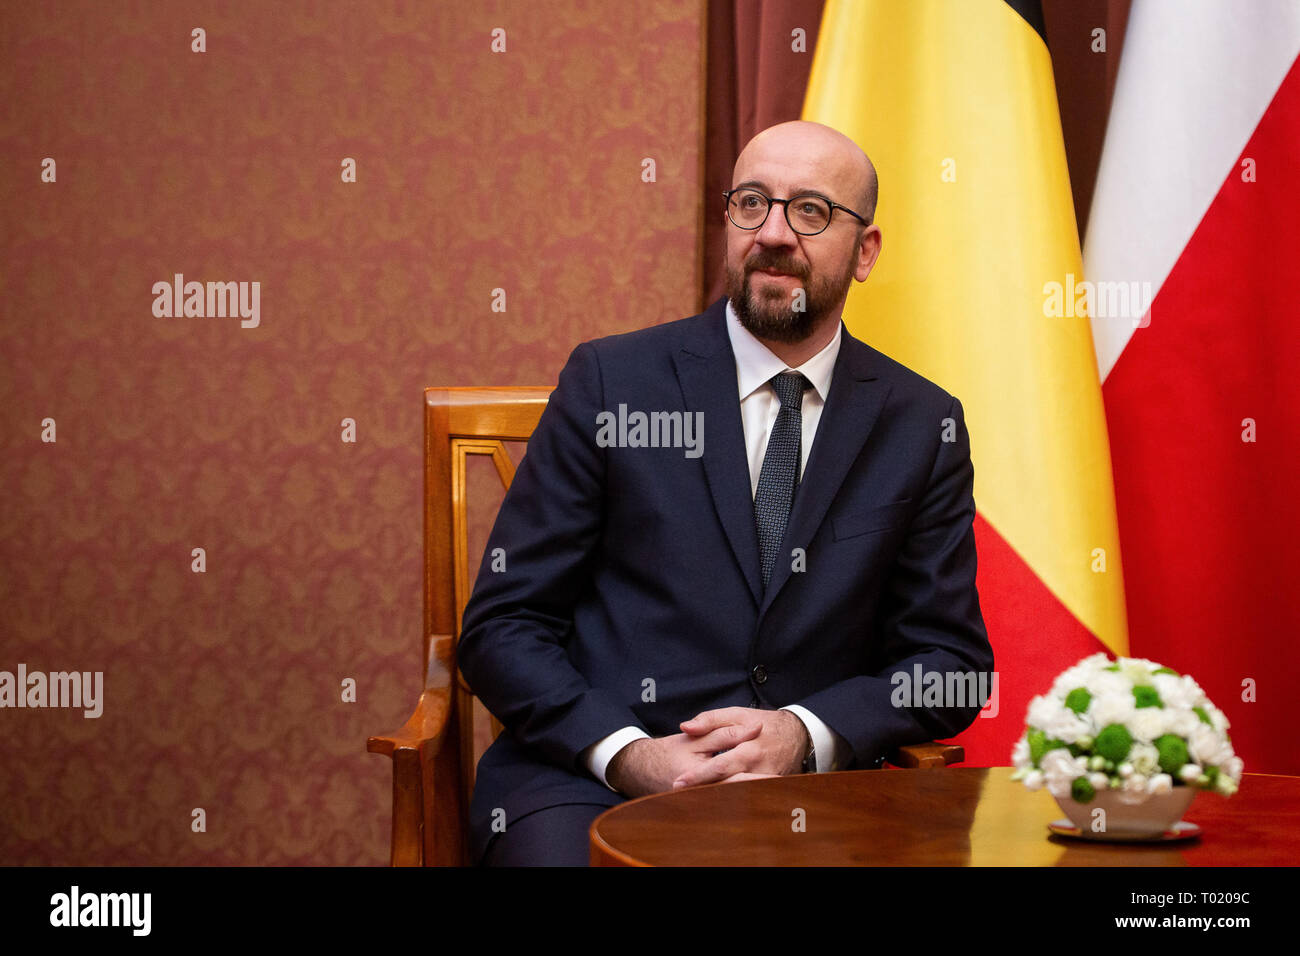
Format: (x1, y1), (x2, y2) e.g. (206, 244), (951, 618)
(367, 686), (451, 760)
(368, 634), (461, 865)
(367, 632), (456, 760)
(367, 686), (452, 865)
(886, 742), (965, 768)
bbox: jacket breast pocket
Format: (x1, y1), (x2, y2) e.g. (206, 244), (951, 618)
(832, 499), (912, 541)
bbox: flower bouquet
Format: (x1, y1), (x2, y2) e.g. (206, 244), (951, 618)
(1011, 653), (1242, 839)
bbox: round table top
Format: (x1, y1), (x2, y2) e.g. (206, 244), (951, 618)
(589, 767), (1299, 866)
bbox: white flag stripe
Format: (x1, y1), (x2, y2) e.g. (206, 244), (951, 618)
(1083, 0), (1300, 381)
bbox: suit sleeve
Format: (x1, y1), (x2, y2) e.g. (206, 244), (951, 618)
(792, 395), (994, 767)
(456, 341), (648, 774)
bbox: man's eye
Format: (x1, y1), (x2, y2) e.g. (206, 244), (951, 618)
(741, 195), (764, 208)
(795, 200), (822, 215)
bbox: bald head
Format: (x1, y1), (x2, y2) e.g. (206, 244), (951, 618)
(724, 121), (884, 354)
(732, 120), (878, 224)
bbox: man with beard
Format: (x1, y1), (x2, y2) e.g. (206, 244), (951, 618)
(458, 121), (992, 865)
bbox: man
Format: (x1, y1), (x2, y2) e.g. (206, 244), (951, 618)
(458, 120), (993, 866)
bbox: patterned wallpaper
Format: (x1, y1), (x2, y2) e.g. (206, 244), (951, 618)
(0, 0), (704, 865)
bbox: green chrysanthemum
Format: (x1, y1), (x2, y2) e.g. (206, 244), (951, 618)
(1155, 734), (1189, 774)
(1027, 729), (1068, 765)
(1064, 688), (1091, 714)
(1027, 729), (1045, 763)
(1133, 685), (1163, 709)
(1095, 724), (1133, 763)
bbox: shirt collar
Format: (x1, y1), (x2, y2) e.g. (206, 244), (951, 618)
(725, 298), (841, 403)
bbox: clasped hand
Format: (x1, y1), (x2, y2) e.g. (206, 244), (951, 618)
(606, 707), (809, 798)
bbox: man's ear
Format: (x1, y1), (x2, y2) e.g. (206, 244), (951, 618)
(855, 224), (883, 282)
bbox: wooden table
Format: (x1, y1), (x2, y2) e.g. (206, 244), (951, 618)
(589, 767), (1300, 865)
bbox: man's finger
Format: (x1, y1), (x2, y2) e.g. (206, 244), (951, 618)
(685, 722), (760, 754)
(718, 772), (780, 784)
(679, 706), (751, 735)
(672, 742), (757, 789)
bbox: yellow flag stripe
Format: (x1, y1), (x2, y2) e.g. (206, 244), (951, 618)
(804, 0), (1128, 655)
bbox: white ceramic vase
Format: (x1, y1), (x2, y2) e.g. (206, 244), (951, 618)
(1053, 786), (1198, 840)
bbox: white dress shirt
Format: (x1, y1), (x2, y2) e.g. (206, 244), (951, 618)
(582, 301), (852, 789)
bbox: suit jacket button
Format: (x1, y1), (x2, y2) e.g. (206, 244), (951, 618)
(751, 664), (768, 685)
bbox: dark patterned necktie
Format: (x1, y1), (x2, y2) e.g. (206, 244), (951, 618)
(754, 371), (810, 589)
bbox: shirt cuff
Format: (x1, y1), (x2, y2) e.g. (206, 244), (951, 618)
(584, 726), (652, 791)
(781, 704), (848, 773)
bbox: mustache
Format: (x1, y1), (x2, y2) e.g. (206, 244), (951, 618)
(745, 253), (808, 280)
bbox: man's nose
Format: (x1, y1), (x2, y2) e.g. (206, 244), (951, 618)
(755, 202), (799, 247)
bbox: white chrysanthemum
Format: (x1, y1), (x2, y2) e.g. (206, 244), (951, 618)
(1042, 707), (1092, 745)
(1203, 703), (1230, 734)
(1118, 658), (1157, 686)
(1167, 709), (1201, 739)
(1052, 663), (1106, 697)
(1179, 764), (1203, 784)
(1024, 770), (1044, 791)
(1088, 772), (1109, 791)
(1011, 736), (1030, 768)
(1083, 669), (1130, 700)
(1090, 693), (1137, 730)
(1152, 673), (1195, 710)
(1026, 694), (1066, 731)
(1216, 775), (1239, 797)
(1117, 761), (1134, 778)
(1188, 724), (1234, 768)
(1129, 742), (1159, 776)
(1041, 750), (1087, 799)
(1148, 773), (1173, 795)
(1221, 756), (1244, 783)
(1050, 670), (1086, 698)
(1129, 707), (1171, 742)
(1117, 772), (1151, 805)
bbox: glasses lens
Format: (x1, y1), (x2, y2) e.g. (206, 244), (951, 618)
(786, 195), (831, 234)
(728, 189), (769, 228)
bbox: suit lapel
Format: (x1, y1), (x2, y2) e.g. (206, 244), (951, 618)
(759, 327), (892, 619)
(672, 301), (763, 605)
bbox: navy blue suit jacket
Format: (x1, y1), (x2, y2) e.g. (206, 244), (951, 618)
(458, 297), (993, 863)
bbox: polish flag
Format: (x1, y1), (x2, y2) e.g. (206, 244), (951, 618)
(1084, 0), (1300, 773)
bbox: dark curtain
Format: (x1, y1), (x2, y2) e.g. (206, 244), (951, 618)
(702, 0), (826, 309)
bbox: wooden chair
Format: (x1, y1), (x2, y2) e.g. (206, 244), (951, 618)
(368, 387), (965, 867)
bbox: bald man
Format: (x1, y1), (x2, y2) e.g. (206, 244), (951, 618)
(459, 121), (993, 865)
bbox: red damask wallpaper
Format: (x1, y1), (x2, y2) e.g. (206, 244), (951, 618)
(0, 0), (704, 865)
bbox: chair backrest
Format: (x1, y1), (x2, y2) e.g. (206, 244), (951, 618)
(424, 386), (550, 863)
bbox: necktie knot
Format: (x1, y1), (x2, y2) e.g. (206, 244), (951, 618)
(770, 371), (810, 411)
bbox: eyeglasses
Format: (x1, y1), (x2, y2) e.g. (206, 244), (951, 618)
(723, 187), (869, 236)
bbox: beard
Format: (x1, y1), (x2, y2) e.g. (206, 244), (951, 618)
(725, 247), (856, 344)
